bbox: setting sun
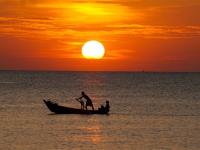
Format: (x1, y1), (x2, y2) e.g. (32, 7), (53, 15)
(82, 40), (105, 59)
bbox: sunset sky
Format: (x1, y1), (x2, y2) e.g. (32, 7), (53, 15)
(0, 0), (200, 71)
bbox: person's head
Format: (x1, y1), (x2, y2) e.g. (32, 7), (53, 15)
(106, 100), (109, 104)
(81, 91), (85, 95)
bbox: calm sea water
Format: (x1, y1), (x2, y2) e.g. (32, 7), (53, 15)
(0, 71), (200, 150)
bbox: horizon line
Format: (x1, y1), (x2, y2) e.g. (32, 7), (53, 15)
(0, 69), (199, 73)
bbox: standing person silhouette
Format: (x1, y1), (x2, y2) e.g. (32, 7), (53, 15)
(78, 91), (94, 111)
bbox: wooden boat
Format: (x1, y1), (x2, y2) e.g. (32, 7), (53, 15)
(43, 100), (110, 114)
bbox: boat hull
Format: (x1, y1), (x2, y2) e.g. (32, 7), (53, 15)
(43, 100), (109, 114)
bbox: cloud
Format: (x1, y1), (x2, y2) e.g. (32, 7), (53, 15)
(1, 14), (200, 41)
(1, 0), (200, 40)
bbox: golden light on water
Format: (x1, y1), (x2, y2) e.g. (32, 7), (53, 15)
(65, 117), (104, 145)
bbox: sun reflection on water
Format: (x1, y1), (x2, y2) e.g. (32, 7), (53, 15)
(63, 116), (105, 147)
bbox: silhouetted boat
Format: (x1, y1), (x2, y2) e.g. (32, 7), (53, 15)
(43, 100), (110, 114)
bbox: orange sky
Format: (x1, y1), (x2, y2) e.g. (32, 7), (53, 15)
(0, 0), (200, 71)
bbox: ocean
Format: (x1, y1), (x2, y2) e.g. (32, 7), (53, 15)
(0, 71), (200, 150)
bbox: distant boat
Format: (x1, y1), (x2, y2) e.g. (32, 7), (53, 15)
(43, 100), (110, 114)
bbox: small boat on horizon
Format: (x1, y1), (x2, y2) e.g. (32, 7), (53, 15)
(43, 99), (110, 115)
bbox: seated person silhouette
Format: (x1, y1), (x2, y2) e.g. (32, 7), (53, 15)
(98, 100), (110, 111)
(105, 100), (110, 111)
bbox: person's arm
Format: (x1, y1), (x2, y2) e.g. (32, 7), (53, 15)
(78, 96), (83, 99)
(76, 97), (83, 103)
